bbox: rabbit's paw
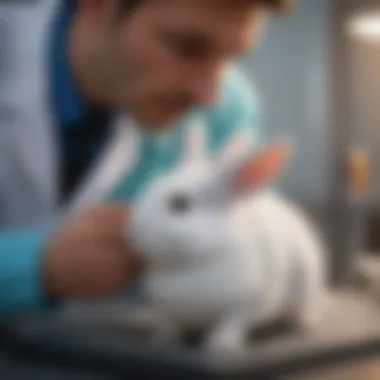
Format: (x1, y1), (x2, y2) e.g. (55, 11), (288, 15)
(203, 331), (246, 356)
(203, 313), (252, 356)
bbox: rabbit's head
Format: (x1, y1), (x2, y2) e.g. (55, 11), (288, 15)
(129, 122), (292, 269)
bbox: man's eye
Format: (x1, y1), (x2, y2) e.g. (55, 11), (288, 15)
(168, 194), (192, 213)
(164, 33), (211, 61)
(173, 40), (207, 60)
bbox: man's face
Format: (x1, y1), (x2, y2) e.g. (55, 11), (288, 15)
(76, 0), (266, 129)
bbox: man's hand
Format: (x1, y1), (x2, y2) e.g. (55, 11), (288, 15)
(43, 205), (141, 299)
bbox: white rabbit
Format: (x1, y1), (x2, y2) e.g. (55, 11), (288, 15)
(128, 124), (328, 354)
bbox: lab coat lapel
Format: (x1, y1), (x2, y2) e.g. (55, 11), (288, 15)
(66, 115), (141, 216)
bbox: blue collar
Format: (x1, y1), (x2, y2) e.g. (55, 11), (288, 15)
(50, 1), (86, 125)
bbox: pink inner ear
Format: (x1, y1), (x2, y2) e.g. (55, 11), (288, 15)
(234, 145), (290, 191)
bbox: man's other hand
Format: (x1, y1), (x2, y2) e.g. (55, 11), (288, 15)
(43, 205), (141, 299)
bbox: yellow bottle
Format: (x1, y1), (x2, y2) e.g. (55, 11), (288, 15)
(347, 148), (370, 196)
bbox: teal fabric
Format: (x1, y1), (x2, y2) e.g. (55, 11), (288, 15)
(0, 227), (54, 316)
(0, 66), (263, 316)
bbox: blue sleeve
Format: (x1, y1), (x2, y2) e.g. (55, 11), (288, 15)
(204, 65), (265, 153)
(0, 228), (55, 316)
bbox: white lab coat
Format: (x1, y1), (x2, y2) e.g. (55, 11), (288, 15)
(0, 1), (140, 230)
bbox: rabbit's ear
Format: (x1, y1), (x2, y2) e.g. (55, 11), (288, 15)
(181, 120), (206, 164)
(217, 129), (253, 168)
(218, 140), (293, 195)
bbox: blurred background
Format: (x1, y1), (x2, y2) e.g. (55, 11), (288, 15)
(241, 0), (380, 287)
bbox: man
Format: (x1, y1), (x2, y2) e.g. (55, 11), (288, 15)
(0, 0), (290, 315)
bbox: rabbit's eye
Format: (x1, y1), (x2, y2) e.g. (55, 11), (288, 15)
(168, 194), (191, 214)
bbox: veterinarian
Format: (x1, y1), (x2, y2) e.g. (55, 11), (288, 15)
(0, 0), (291, 315)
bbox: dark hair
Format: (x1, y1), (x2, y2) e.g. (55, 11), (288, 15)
(118, 0), (293, 13)
(119, 0), (143, 12)
(265, 0), (294, 12)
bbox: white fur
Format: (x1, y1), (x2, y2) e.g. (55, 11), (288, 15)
(128, 126), (327, 353)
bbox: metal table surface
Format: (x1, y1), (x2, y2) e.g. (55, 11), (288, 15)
(0, 290), (380, 380)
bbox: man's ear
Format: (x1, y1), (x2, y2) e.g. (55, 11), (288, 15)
(226, 141), (293, 194)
